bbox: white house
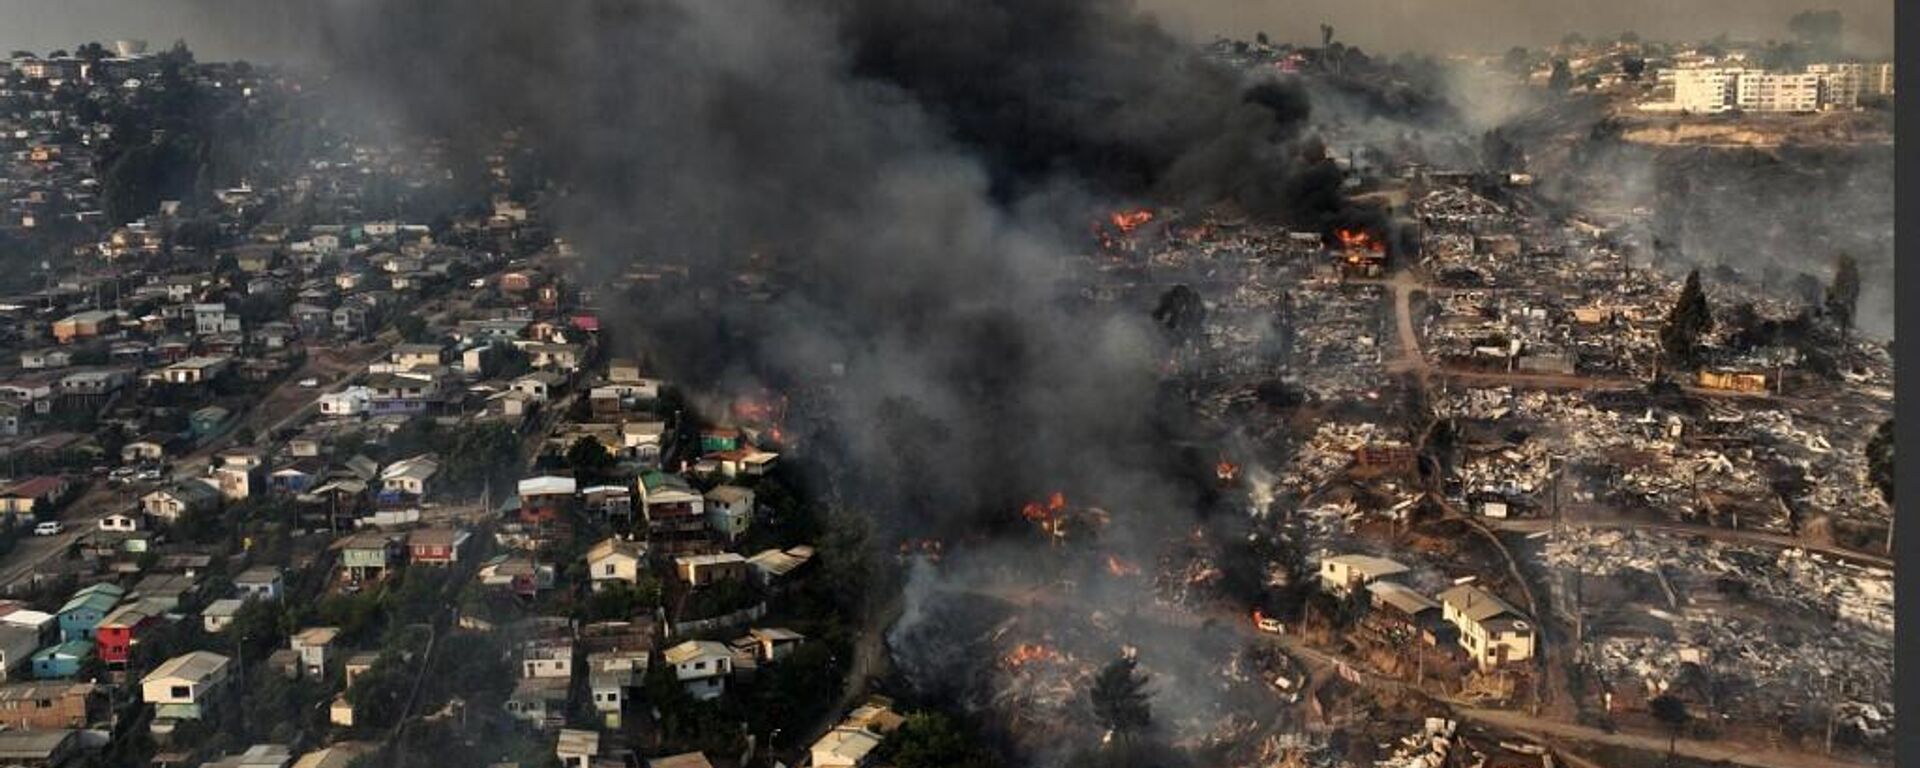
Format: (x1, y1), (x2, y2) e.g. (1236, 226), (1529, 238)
(663, 640), (731, 701)
(586, 537), (647, 592)
(202, 599), (243, 634)
(141, 651), (232, 722)
(290, 626), (340, 679)
(1318, 553), (1410, 595)
(318, 387), (373, 417)
(704, 485), (754, 542)
(1436, 584), (1537, 670)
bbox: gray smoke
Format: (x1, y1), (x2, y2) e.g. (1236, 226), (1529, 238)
(181, 0), (1356, 759)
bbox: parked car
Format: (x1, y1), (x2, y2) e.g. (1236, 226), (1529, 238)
(32, 521), (63, 536)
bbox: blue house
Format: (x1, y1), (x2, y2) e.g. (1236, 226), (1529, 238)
(56, 583), (124, 642)
(31, 639), (93, 679)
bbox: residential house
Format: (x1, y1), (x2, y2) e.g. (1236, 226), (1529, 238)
(746, 546), (815, 589)
(235, 567), (285, 601)
(202, 599), (243, 634)
(154, 356), (232, 386)
(1437, 584), (1537, 670)
(517, 476), (578, 522)
(586, 538), (647, 592)
(390, 343), (446, 370)
(141, 650), (232, 723)
(0, 681), (103, 730)
(675, 553), (749, 588)
(406, 527), (471, 565)
(18, 350), (72, 370)
(120, 434), (171, 464)
(192, 304), (243, 336)
(504, 676), (570, 729)
(556, 729), (602, 768)
(663, 640), (731, 701)
(98, 513), (141, 533)
(744, 628), (806, 664)
(131, 574), (195, 611)
(704, 485), (754, 542)
(142, 483), (221, 523)
(210, 463), (262, 501)
(580, 485), (634, 524)
(0, 625), (39, 681)
(810, 701), (904, 768)
(318, 387), (373, 417)
(0, 729), (81, 768)
(379, 454), (440, 500)
(96, 600), (162, 668)
(190, 406), (231, 439)
(338, 531), (403, 581)
(586, 649), (648, 728)
(51, 310), (115, 344)
(55, 584), (123, 642)
(0, 477), (70, 517)
(290, 627), (339, 679)
(511, 372), (564, 403)
(521, 638), (574, 680)
(619, 421), (666, 466)
(29, 641), (91, 680)
(1318, 554), (1410, 595)
(638, 472), (706, 550)
(522, 342), (583, 371)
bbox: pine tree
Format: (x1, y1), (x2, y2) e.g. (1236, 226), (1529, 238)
(1660, 269), (1713, 368)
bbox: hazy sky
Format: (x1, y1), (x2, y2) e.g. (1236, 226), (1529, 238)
(0, 0), (1896, 62)
(1140, 0), (1895, 57)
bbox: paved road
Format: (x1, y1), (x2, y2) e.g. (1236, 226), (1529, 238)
(0, 482), (133, 593)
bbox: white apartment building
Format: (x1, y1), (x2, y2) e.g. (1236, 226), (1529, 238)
(1735, 70), (1822, 113)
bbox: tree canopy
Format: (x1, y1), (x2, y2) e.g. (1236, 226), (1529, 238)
(1660, 269), (1713, 368)
(1090, 655), (1153, 739)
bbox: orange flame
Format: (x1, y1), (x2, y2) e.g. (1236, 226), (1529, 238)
(1216, 458), (1240, 483)
(1106, 555), (1141, 577)
(1335, 228), (1383, 253)
(1110, 209), (1155, 233)
(1004, 643), (1060, 669)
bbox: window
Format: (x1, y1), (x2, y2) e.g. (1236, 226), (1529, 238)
(694, 661), (706, 671)
(170, 685), (191, 699)
(603, 564), (615, 576)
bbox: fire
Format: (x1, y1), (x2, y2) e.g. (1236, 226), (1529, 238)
(1335, 227), (1383, 253)
(1106, 555), (1141, 577)
(1004, 643), (1061, 669)
(1109, 209), (1155, 233)
(1216, 458), (1240, 483)
(1022, 491), (1069, 524)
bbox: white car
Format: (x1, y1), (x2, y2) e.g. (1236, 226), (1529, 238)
(32, 521), (63, 536)
(299, 378), (320, 388)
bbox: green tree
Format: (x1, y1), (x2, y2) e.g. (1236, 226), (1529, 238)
(395, 313), (429, 343)
(1825, 253), (1860, 337)
(1660, 269), (1714, 368)
(1649, 694), (1690, 764)
(565, 436), (614, 478)
(881, 711), (1001, 768)
(1089, 656), (1153, 741)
